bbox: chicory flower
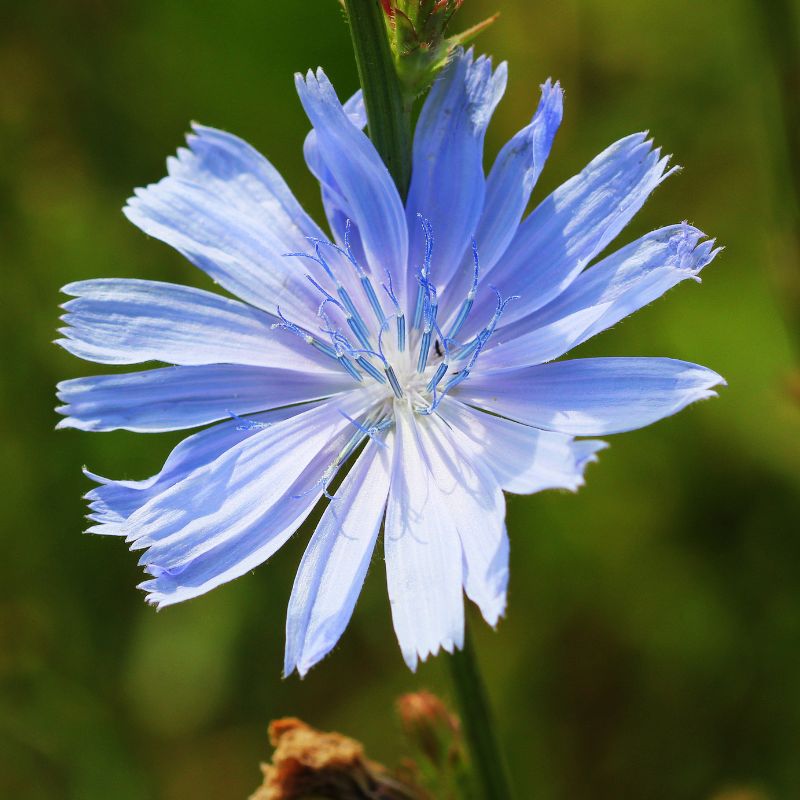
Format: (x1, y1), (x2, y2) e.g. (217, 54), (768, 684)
(57, 50), (723, 674)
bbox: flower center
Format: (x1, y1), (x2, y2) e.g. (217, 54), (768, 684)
(273, 217), (517, 421)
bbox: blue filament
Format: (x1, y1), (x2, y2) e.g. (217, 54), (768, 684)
(381, 270), (406, 352)
(360, 276), (386, 326)
(271, 307), (343, 364)
(412, 215), (435, 329)
(447, 240), (481, 340)
(355, 356), (387, 384)
(385, 366), (404, 398)
(417, 329), (432, 373)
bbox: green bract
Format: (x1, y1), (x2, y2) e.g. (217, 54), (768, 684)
(381, 1), (498, 101)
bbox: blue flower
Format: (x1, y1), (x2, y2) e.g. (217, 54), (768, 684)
(56, 50), (723, 675)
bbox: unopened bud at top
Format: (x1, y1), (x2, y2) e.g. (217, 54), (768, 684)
(379, 1), (498, 101)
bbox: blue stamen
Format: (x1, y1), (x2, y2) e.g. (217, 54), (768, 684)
(284, 246), (336, 283)
(385, 366), (404, 398)
(412, 283), (427, 329)
(311, 339), (339, 360)
(425, 322), (452, 392)
(447, 240), (481, 340)
(360, 276), (386, 326)
(412, 214), (435, 328)
(339, 410), (391, 448)
(343, 334), (392, 389)
(417, 329), (432, 373)
(416, 282), (438, 373)
(396, 313), (406, 353)
(425, 285), (438, 332)
(338, 355), (363, 381)
(382, 275), (407, 354)
(424, 290), (519, 413)
(311, 281), (372, 351)
(355, 356), (387, 384)
(306, 275), (342, 307)
(338, 292), (373, 349)
(310, 224), (388, 329)
(272, 307), (348, 368)
(426, 362), (449, 392)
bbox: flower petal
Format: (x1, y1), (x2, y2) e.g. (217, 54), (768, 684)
(418, 415), (509, 627)
(304, 90), (369, 258)
(478, 303), (612, 371)
(456, 357), (725, 435)
(384, 406), (464, 670)
(406, 49), (507, 294)
(295, 69), (408, 296)
(84, 404), (321, 529)
(57, 279), (334, 372)
(56, 365), (353, 432)
(438, 398), (606, 494)
(473, 133), (674, 331)
(284, 437), (390, 677)
(131, 396), (370, 607)
(502, 223), (721, 350)
(473, 79), (563, 275)
(123, 124), (326, 328)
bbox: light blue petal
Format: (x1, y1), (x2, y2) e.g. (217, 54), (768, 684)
(132, 396), (370, 607)
(441, 79), (563, 325)
(438, 398), (606, 494)
(506, 223), (721, 349)
(304, 90), (369, 258)
(56, 365), (353, 432)
(474, 79), (563, 274)
(284, 438), (390, 677)
(456, 357), (725, 435)
(478, 303), (612, 371)
(123, 124), (326, 329)
(419, 415), (508, 627)
(472, 133), (674, 332)
(384, 407), (464, 670)
(58, 279), (334, 372)
(406, 50), (507, 295)
(84, 404), (320, 528)
(295, 70), (408, 296)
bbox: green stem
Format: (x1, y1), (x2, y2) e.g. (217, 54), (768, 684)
(343, 0), (412, 198)
(447, 622), (515, 800)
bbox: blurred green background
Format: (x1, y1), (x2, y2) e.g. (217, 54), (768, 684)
(2, 0), (800, 797)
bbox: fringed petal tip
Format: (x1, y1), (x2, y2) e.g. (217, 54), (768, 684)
(285, 647), (335, 681)
(670, 221), (723, 273)
(402, 631), (463, 673)
(566, 440), (609, 492)
(481, 598), (508, 630)
(84, 521), (124, 537)
(538, 77), (564, 108)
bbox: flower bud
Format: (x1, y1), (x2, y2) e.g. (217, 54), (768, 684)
(396, 691), (461, 769)
(380, 1), (498, 101)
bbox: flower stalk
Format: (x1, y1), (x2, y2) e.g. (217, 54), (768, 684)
(447, 623), (515, 800)
(343, 0), (412, 197)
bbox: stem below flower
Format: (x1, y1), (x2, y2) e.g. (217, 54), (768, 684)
(343, 0), (412, 198)
(447, 621), (516, 800)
